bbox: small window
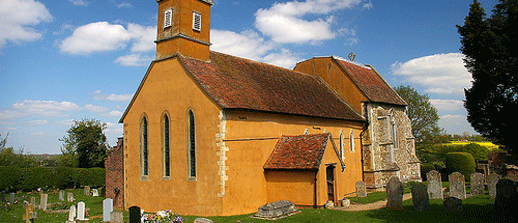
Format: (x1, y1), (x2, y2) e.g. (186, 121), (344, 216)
(339, 129), (345, 160)
(187, 110), (196, 179)
(163, 113), (170, 178)
(141, 116), (149, 178)
(349, 129), (355, 153)
(164, 9), (173, 28)
(192, 11), (201, 31)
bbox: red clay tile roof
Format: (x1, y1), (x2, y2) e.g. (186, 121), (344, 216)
(264, 133), (331, 170)
(334, 58), (406, 106)
(179, 51), (365, 121)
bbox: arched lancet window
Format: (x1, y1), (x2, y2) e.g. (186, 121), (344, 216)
(163, 113), (171, 178)
(187, 110), (196, 179)
(350, 129), (355, 153)
(339, 129), (345, 160)
(141, 115), (149, 178)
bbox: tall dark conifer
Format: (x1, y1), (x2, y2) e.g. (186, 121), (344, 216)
(458, 0), (518, 153)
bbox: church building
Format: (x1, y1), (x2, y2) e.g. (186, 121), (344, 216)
(116, 0), (420, 216)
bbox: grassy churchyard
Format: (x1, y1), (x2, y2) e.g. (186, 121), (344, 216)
(0, 186), (496, 223)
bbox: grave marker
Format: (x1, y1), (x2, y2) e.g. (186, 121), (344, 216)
(487, 173), (501, 199)
(84, 186), (90, 196)
(103, 198), (113, 222)
(67, 192), (75, 202)
(59, 190), (65, 201)
(448, 172), (466, 199)
(40, 193), (48, 211)
(491, 179), (518, 223)
(356, 181), (367, 197)
(111, 211), (124, 223)
(411, 183), (430, 211)
(66, 205), (76, 223)
(193, 218), (213, 223)
(30, 197), (36, 208)
(92, 189), (99, 197)
(386, 176), (404, 210)
(444, 197), (462, 212)
(0, 191), (5, 202)
(253, 200), (298, 220)
(129, 206), (141, 223)
(470, 172), (484, 196)
(23, 200), (36, 223)
(77, 201), (88, 221)
(427, 170), (443, 199)
(8, 192), (14, 204)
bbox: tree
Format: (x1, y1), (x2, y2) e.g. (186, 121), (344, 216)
(60, 118), (110, 168)
(0, 133), (39, 167)
(395, 85), (444, 146)
(458, 0), (518, 153)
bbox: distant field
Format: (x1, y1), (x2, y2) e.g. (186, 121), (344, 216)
(447, 141), (499, 150)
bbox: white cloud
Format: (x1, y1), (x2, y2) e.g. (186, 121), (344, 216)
(254, 0), (362, 44)
(11, 100), (81, 117)
(114, 54), (153, 67)
(262, 49), (300, 68)
(92, 91), (133, 102)
(59, 22), (156, 55)
(28, 120), (48, 126)
(430, 99), (464, 112)
(85, 104), (110, 113)
(55, 119), (75, 126)
(0, 0), (52, 48)
(438, 114), (476, 135)
(391, 53), (472, 95)
(69, 0), (88, 6)
(211, 29), (274, 61)
(116, 2), (133, 8)
(105, 110), (123, 117)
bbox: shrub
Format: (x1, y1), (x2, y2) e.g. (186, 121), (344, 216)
(51, 167), (75, 189)
(446, 152), (476, 178)
(0, 166), (23, 192)
(420, 163), (435, 181)
(20, 167), (52, 191)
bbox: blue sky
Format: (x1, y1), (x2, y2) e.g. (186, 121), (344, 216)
(0, 0), (498, 154)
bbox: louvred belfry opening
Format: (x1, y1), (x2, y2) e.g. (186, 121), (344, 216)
(155, 0), (213, 61)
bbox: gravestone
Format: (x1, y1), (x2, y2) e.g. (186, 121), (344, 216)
(491, 179), (518, 223)
(411, 183), (430, 211)
(253, 200), (298, 220)
(67, 192), (75, 202)
(8, 192), (14, 204)
(23, 200), (36, 223)
(103, 198), (113, 222)
(470, 172), (484, 196)
(0, 191), (5, 202)
(59, 190), (65, 201)
(193, 218), (213, 223)
(30, 197), (36, 208)
(448, 172), (466, 199)
(92, 189), (99, 197)
(487, 173), (501, 199)
(84, 186), (90, 196)
(444, 197), (462, 212)
(385, 176), (404, 210)
(356, 181), (367, 197)
(40, 193), (48, 211)
(128, 206), (141, 223)
(77, 201), (88, 221)
(111, 211), (124, 223)
(427, 170), (443, 199)
(66, 205), (76, 223)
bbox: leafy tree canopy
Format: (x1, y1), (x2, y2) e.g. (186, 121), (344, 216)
(458, 0), (518, 153)
(60, 118), (110, 168)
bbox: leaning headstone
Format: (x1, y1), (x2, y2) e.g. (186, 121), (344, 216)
(92, 189), (99, 197)
(356, 181), (367, 197)
(253, 200), (298, 220)
(129, 206), (141, 223)
(77, 201), (88, 221)
(59, 190), (65, 201)
(487, 173), (501, 199)
(84, 186), (90, 196)
(103, 198), (113, 222)
(444, 197), (462, 212)
(193, 218), (213, 223)
(427, 170), (443, 199)
(470, 172), (484, 196)
(8, 192), (15, 204)
(491, 179), (518, 223)
(385, 176), (404, 210)
(40, 193), (48, 211)
(0, 191), (5, 202)
(448, 172), (466, 199)
(411, 183), (431, 211)
(110, 211), (124, 223)
(67, 192), (75, 202)
(66, 205), (76, 223)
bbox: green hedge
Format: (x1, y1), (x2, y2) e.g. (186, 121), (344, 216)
(446, 152), (476, 178)
(0, 166), (105, 192)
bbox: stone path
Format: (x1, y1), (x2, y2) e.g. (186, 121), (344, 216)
(335, 193), (413, 212)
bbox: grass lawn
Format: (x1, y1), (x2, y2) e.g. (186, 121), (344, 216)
(1, 189), (494, 223)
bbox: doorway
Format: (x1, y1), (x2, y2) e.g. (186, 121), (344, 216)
(326, 165), (336, 203)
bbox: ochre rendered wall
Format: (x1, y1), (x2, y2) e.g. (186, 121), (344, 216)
(265, 170), (316, 206)
(220, 110), (364, 215)
(122, 57), (223, 216)
(294, 58), (368, 114)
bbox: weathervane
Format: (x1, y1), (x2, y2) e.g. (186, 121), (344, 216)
(348, 52), (356, 61)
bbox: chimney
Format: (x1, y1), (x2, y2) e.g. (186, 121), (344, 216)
(155, 0), (213, 61)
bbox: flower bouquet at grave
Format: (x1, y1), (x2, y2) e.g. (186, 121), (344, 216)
(142, 210), (183, 223)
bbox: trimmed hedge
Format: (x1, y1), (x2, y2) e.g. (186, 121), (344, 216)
(445, 152), (476, 178)
(0, 166), (105, 192)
